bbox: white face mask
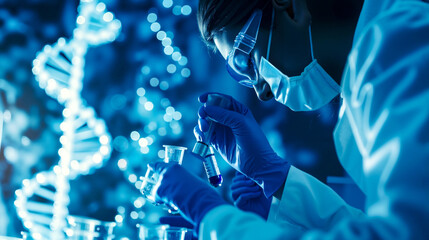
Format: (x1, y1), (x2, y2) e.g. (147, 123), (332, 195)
(259, 57), (341, 111)
(259, 24), (341, 111)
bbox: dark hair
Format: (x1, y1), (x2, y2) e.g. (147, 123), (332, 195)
(197, 0), (272, 50)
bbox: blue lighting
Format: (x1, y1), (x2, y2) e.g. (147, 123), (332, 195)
(0, 1), (345, 239)
(147, 13), (158, 23)
(166, 64), (177, 74)
(141, 66), (151, 75)
(159, 81), (169, 91)
(162, 38), (172, 47)
(150, 77), (160, 87)
(150, 22), (161, 32)
(172, 6), (182, 16)
(181, 68), (191, 78)
(136, 87), (146, 96)
(181, 5), (192, 16)
(162, 0), (174, 9)
(164, 46), (174, 55)
(178, 56), (188, 66)
(156, 31), (167, 40)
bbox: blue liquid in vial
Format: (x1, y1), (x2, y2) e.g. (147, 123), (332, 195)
(209, 175), (223, 187)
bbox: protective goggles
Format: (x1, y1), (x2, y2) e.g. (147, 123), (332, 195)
(226, 10), (263, 88)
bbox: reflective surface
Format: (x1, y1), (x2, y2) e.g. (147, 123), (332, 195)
(163, 227), (187, 240)
(138, 224), (168, 240)
(140, 166), (159, 203)
(66, 215), (116, 240)
(139, 225), (188, 240)
(163, 145), (187, 165)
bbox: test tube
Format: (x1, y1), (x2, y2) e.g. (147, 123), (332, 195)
(202, 147), (222, 187)
(192, 94), (230, 187)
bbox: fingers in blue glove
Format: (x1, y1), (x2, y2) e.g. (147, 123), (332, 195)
(159, 216), (194, 229)
(231, 175), (259, 189)
(193, 126), (204, 142)
(231, 172), (264, 200)
(231, 172), (254, 183)
(199, 92), (228, 103)
(230, 172), (272, 220)
(198, 117), (210, 133)
(198, 92), (248, 115)
(231, 186), (262, 201)
(199, 97), (236, 133)
(198, 106), (207, 118)
(231, 177), (262, 200)
(230, 179), (260, 191)
(235, 192), (264, 207)
(149, 161), (171, 174)
(202, 105), (247, 130)
(147, 161), (226, 228)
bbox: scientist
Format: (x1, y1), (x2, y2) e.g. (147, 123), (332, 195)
(150, 0), (429, 239)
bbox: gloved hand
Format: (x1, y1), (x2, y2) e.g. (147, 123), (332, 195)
(195, 92), (290, 198)
(149, 161), (227, 227)
(231, 172), (272, 220)
(159, 216), (194, 229)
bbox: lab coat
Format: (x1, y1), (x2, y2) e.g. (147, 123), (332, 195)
(199, 0), (429, 239)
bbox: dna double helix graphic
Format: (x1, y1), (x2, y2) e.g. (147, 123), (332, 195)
(14, 1), (121, 239)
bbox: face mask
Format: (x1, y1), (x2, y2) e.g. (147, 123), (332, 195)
(259, 26), (341, 111)
(259, 57), (341, 111)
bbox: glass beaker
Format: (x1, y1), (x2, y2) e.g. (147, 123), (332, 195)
(163, 145), (187, 164)
(65, 215), (116, 240)
(163, 227), (188, 240)
(140, 145), (187, 212)
(139, 225), (188, 240)
(138, 224), (169, 240)
(140, 164), (159, 203)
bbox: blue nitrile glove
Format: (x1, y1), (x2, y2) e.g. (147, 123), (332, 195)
(231, 172), (272, 220)
(149, 162), (227, 227)
(194, 92), (290, 198)
(159, 216), (194, 229)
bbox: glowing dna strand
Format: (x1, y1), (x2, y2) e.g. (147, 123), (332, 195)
(15, 171), (68, 239)
(14, 0), (120, 239)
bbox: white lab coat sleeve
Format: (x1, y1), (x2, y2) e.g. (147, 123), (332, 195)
(199, 166), (364, 240)
(267, 166), (364, 231)
(199, 205), (303, 240)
